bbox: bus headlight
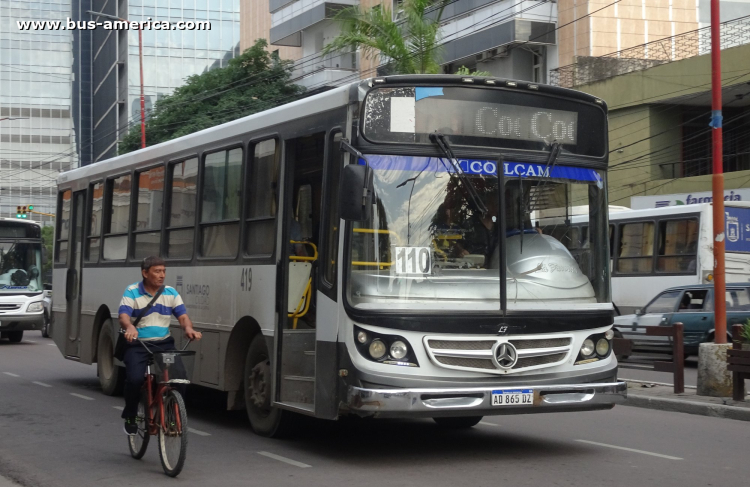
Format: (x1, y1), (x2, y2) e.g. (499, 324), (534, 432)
(596, 338), (610, 356)
(369, 340), (387, 359)
(604, 329), (614, 340)
(390, 341), (408, 360)
(27, 301), (44, 313)
(357, 331), (368, 344)
(580, 339), (595, 358)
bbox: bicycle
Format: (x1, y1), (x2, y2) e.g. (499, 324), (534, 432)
(127, 339), (196, 477)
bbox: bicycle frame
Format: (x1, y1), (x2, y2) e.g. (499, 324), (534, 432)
(142, 364), (182, 437)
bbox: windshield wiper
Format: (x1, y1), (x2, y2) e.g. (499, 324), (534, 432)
(518, 141), (562, 255)
(429, 133), (488, 217)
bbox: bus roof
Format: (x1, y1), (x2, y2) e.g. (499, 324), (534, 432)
(58, 75), (608, 187)
(607, 201), (750, 220)
(0, 217), (41, 227)
(58, 83), (352, 186)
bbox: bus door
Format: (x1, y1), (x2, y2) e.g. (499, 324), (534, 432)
(63, 190), (86, 358)
(275, 133), (326, 413)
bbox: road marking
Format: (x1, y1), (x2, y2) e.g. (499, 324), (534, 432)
(258, 451), (311, 468)
(575, 440), (683, 460)
(478, 421), (499, 427)
(112, 406), (124, 411)
(32, 381), (52, 388)
(3, 372), (20, 377)
(48, 343), (57, 346)
(188, 428), (211, 437)
(70, 393), (94, 401)
(24, 340), (36, 343)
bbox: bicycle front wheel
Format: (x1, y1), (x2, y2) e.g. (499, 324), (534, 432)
(158, 389), (188, 477)
(128, 392), (150, 459)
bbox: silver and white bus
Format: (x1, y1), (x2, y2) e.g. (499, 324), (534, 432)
(0, 218), (47, 342)
(564, 202), (750, 315)
(53, 75), (626, 436)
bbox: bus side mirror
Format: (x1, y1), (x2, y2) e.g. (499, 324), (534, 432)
(339, 164), (373, 222)
(41, 245), (48, 265)
(635, 308), (642, 316)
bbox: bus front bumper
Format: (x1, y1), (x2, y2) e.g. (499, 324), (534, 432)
(345, 381), (627, 418)
(0, 313), (44, 331)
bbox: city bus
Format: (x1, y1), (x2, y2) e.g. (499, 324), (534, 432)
(53, 75), (626, 436)
(563, 203), (750, 315)
(0, 218), (47, 342)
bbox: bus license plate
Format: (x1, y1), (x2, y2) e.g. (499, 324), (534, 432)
(491, 389), (533, 406)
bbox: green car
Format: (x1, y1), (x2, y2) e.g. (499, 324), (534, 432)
(613, 283), (750, 356)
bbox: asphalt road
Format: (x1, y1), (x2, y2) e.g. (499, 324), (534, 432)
(1, 333), (748, 487)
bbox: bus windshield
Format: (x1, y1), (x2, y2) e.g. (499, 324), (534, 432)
(0, 241), (43, 293)
(345, 155), (610, 311)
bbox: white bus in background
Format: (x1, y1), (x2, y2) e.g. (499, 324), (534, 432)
(53, 75), (626, 437)
(0, 218), (47, 342)
(564, 202), (750, 315)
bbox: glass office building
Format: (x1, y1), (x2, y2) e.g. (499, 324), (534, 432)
(73, 0), (241, 165)
(0, 0), (77, 225)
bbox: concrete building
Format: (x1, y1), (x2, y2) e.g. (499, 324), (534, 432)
(241, 0), (750, 89)
(0, 0), (77, 224)
(73, 0), (241, 165)
(551, 14), (750, 207)
(241, 0), (557, 89)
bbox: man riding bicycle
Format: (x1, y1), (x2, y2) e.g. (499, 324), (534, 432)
(118, 256), (202, 435)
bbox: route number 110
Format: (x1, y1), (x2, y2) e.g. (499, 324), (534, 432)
(394, 246), (431, 275)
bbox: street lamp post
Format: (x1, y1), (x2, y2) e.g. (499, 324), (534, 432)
(87, 10), (146, 149)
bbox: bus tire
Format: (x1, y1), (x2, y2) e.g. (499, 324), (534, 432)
(433, 416), (483, 429)
(97, 320), (124, 396)
(244, 334), (296, 438)
(7, 330), (23, 343)
(41, 311), (51, 338)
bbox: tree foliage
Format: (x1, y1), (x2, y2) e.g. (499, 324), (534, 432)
(322, 0), (448, 75)
(322, 1), (491, 77)
(119, 39), (304, 154)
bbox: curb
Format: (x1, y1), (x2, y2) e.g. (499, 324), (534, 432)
(625, 394), (750, 422)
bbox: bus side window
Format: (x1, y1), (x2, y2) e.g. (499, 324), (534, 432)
(200, 148), (242, 258)
(133, 166), (165, 259)
(56, 190), (71, 264)
(656, 218), (698, 274)
(246, 139), (279, 256)
(166, 158), (198, 259)
(616, 222), (654, 274)
(86, 182), (103, 262)
(102, 174), (131, 261)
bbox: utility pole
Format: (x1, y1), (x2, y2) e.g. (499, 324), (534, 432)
(710, 0), (726, 344)
(87, 11), (146, 149)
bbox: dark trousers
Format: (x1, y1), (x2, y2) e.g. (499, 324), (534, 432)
(121, 336), (176, 419)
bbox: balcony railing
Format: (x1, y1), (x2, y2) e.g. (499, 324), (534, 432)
(550, 15), (750, 88)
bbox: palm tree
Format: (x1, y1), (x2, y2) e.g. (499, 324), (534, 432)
(322, 0), (449, 75)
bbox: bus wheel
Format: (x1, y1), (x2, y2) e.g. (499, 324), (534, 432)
(7, 330), (23, 343)
(244, 334), (296, 438)
(41, 311), (51, 338)
(433, 416), (483, 429)
(97, 320), (124, 396)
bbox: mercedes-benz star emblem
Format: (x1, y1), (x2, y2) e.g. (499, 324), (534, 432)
(493, 342), (518, 370)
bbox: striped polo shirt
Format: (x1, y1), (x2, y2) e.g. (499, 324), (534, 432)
(118, 282), (187, 341)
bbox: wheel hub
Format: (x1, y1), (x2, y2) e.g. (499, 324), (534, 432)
(248, 360), (270, 409)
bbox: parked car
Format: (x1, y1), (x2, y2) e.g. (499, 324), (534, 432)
(613, 283), (750, 356)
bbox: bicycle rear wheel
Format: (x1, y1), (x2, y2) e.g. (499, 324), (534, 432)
(128, 393), (150, 459)
(158, 389), (188, 477)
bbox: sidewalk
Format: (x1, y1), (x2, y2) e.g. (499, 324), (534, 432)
(623, 380), (750, 421)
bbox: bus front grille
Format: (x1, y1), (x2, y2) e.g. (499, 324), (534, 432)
(424, 335), (573, 375)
